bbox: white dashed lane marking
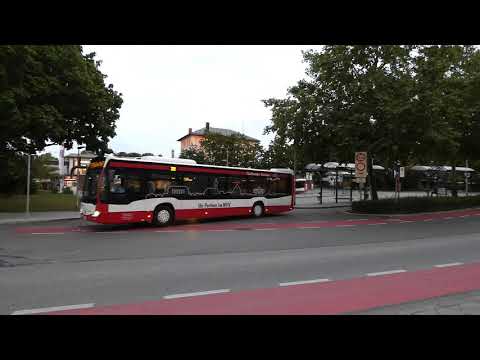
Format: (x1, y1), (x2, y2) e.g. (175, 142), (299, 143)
(279, 279), (330, 287)
(207, 229), (236, 232)
(434, 262), (464, 268)
(11, 303), (95, 315)
(163, 289), (230, 299)
(366, 269), (407, 277)
(31, 232), (65, 235)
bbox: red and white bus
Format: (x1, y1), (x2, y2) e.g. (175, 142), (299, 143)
(80, 155), (295, 226)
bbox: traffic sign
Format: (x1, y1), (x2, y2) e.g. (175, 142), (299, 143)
(355, 152), (367, 178)
(400, 167), (405, 178)
(465, 172), (471, 178)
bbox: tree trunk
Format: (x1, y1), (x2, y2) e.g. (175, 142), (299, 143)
(368, 155), (379, 200)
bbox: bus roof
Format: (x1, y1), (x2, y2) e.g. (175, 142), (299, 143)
(104, 155), (295, 175)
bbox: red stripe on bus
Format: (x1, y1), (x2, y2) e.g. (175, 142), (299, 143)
(108, 161), (171, 171)
(83, 205), (293, 225)
(107, 161), (290, 177)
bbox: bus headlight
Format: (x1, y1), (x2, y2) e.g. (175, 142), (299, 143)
(92, 210), (101, 217)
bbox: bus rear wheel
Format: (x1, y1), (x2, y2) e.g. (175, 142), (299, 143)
(153, 205), (174, 227)
(251, 202), (264, 218)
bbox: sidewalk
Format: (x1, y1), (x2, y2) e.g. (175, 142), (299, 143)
(356, 290), (480, 315)
(0, 211), (80, 225)
(295, 189), (480, 209)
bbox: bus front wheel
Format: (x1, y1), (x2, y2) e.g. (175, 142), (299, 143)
(251, 202), (264, 218)
(153, 205), (174, 227)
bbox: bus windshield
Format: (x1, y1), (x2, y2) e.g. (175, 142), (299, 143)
(296, 180), (306, 188)
(82, 168), (102, 204)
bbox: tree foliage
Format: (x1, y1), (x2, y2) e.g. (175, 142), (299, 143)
(180, 133), (265, 168)
(200, 133), (264, 168)
(179, 145), (208, 164)
(0, 45), (123, 156)
(264, 45), (480, 198)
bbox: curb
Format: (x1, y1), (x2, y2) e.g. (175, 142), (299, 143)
(344, 207), (480, 217)
(0, 216), (80, 225)
(295, 205), (352, 210)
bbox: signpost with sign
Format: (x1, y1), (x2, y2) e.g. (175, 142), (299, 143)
(355, 152), (367, 200)
(355, 152), (367, 178)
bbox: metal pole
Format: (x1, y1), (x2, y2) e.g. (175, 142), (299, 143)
(26, 154), (31, 216)
(466, 160), (469, 197)
(320, 175), (323, 204)
(293, 146), (296, 174)
(350, 170), (353, 202)
(77, 150), (80, 208)
(335, 168), (338, 203)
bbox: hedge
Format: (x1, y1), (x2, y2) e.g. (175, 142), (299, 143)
(351, 195), (480, 214)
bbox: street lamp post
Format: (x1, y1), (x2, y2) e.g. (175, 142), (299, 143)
(26, 153), (31, 216)
(76, 146), (86, 208)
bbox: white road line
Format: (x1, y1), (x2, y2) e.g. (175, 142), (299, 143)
(298, 226), (322, 229)
(336, 224), (356, 227)
(367, 269), (407, 277)
(207, 229), (236, 232)
(31, 232), (66, 235)
(253, 228), (277, 231)
(460, 215), (471, 218)
(11, 303), (95, 315)
(367, 223), (388, 226)
(434, 262), (464, 268)
(163, 289), (230, 299)
(155, 230), (182, 233)
(96, 231), (128, 234)
(279, 278), (330, 287)
(423, 219), (434, 222)
(397, 221), (414, 223)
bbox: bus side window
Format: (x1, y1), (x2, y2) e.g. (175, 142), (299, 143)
(147, 171), (172, 196)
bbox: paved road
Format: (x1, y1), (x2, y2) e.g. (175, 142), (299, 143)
(1, 208), (480, 314)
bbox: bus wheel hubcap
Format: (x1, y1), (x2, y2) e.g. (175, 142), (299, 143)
(158, 210), (170, 223)
(254, 205), (262, 216)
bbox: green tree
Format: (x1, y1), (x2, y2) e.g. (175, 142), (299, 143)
(0, 46), (123, 194)
(411, 46), (480, 195)
(179, 145), (208, 164)
(0, 45), (123, 156)
(32, 152), (57, 180)
(264, 45), (480, 199)
(263, 80), (336, 172)
(200, 133), (264, 168)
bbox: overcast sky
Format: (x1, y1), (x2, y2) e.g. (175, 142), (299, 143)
(57, 45), (324, 157)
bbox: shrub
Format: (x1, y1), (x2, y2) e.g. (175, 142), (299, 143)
(352, 195), (480, 214)
(62, 187), (73, 195)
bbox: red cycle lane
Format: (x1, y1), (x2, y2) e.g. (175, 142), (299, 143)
(44, 261), (480, 315)
(14, 208), (480, 235)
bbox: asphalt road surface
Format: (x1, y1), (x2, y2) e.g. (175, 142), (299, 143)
(2, 208), (480, 314)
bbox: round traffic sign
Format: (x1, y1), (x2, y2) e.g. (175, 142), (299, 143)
(356, 153), (366, 162)
(356, 163), (366, 172)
